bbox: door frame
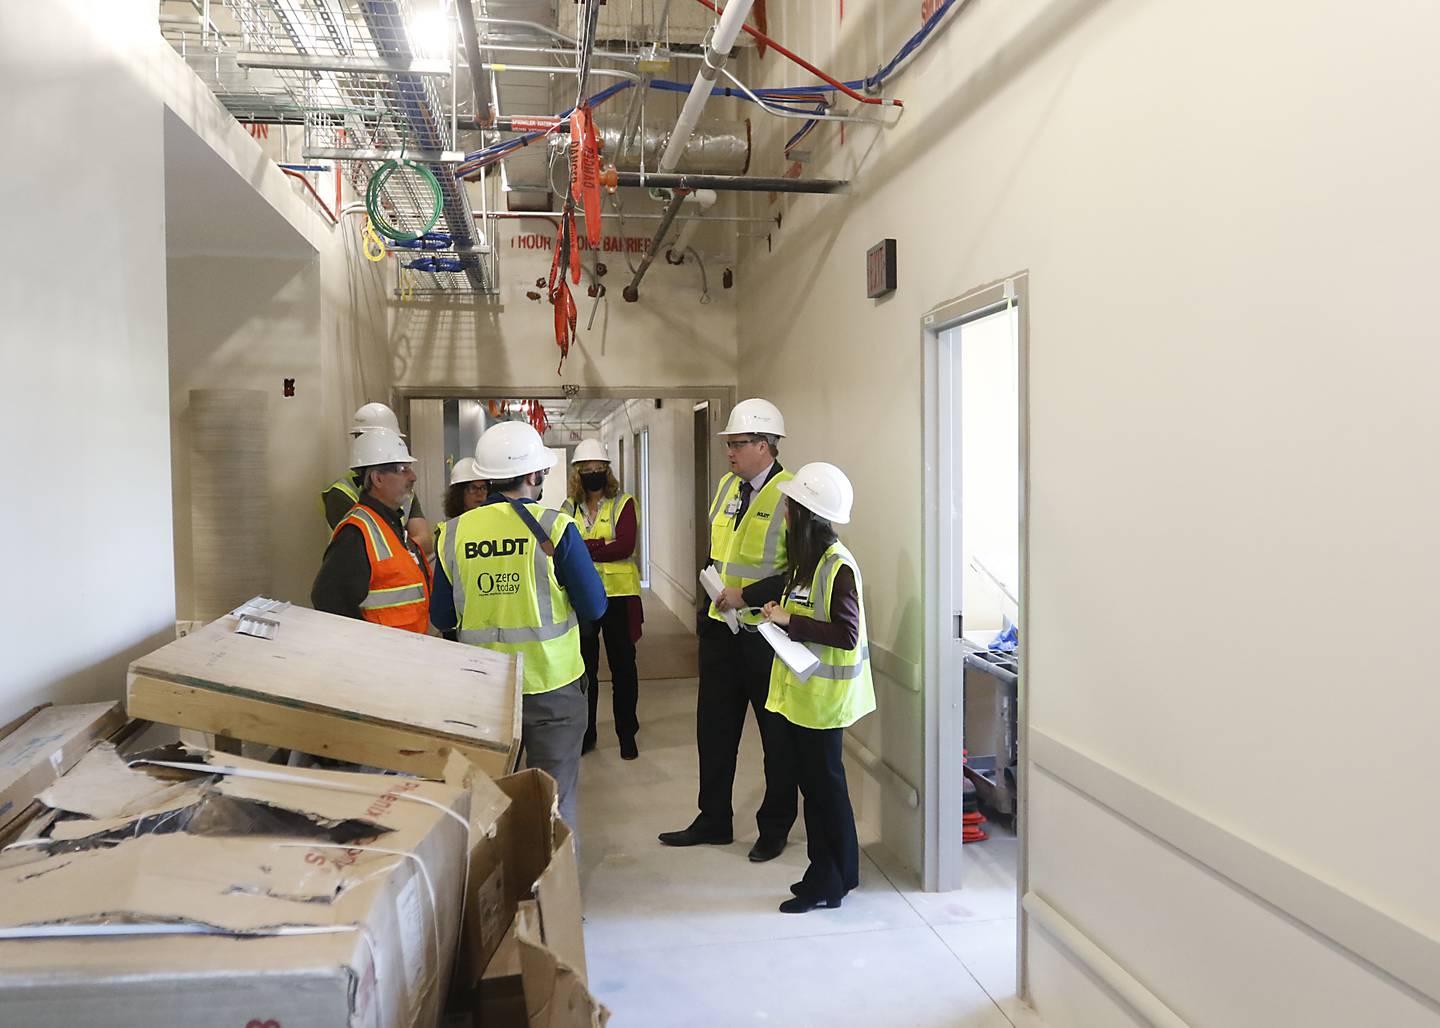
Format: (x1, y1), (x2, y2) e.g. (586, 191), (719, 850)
(921, 272), (1032, 993)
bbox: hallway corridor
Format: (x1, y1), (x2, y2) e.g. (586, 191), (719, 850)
(578, 677), (1041, 1027)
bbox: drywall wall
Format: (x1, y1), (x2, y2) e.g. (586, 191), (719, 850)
(390, 228), (739, 393)
(737, 0), (1440, 1021)
(1, 0), (176, 720)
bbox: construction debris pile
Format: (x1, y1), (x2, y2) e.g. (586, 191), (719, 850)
(0, 602), (604, 1027)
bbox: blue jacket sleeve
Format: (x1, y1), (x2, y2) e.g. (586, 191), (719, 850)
(430, 557), (457, 631)
(554, 522), (608, 623)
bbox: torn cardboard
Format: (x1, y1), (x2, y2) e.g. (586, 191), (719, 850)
(459, 769), (587, 987)
(0, 750), (472, 1028)
(0, 701), (125, 833)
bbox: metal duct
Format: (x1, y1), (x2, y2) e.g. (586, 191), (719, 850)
(360, 0), (487, 292)
(598, 120), (751, 175)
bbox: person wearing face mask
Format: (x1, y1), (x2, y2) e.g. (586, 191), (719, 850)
(429, 421), (607, 836)
(561, 439), (644, 759)
(760, 462), (875, 913)
(311, 427), (432, 633)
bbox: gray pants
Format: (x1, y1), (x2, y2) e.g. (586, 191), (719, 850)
(521, 678), (588, 838)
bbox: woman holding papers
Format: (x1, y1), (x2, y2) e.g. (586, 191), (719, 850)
(760, 462), (876, 913)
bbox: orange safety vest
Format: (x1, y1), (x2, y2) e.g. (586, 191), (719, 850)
(333, 504), (432, 633)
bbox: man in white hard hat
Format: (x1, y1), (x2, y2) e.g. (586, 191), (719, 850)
(311, 427), (432, 633)
(321, 402), (431, 557)
(659, 397), (799, 863)
(430, 421), (607, 834)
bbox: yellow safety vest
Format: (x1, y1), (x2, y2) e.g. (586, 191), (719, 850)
(706, 469), (793, 623)
(321, 471), (412, 527)
(764, 541), (875, 730)
(562, 494), (641, 598)
(439, 502), (584, 696)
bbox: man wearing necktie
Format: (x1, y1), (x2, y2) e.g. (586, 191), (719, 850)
(659, 398), (799, 863)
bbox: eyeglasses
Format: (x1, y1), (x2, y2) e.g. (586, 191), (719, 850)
(724, 437), (762, 451)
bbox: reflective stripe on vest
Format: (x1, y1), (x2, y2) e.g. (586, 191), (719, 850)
(443, 503), (584, 695)
(565, 494), (641, 597)
(706, 469), (793, 622)
(335, 504), (431, 633)
(764, 541), (876, 730)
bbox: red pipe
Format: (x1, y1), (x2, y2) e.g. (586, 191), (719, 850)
(689, 0), (901, 107)
(281, 167), (339, 225)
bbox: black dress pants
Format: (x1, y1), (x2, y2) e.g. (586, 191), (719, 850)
(581, 596), (639, 743)
(787, 720), (860, 901)
(694, 616), (798, 840)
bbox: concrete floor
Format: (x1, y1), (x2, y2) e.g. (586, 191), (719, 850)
(578, 677), (1043, 1028)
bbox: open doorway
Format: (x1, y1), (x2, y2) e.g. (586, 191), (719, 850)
(397, 387), (732, 662)
(922, 274), (1030, 993)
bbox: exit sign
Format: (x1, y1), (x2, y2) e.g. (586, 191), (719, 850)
(866, 239), (897, 299)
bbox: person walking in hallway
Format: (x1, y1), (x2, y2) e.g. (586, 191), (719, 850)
(760, 462), (875, 913)
(659, 398), (799, 863)
(562, 439), (644, 760)
(311, 427), (432, 633)
(429, 421), (606, 835)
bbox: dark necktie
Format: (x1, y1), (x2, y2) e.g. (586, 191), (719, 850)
(734, 480), (753, 527)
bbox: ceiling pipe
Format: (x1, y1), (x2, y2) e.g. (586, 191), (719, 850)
(455, 0), (494, 122)
(622, 0), (757, 301)
(622, 192), (689, 302)
(658, 0), (757, 174)
(614, 171), (845, 194)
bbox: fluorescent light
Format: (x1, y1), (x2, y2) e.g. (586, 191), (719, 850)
(407, 9), (452, 59)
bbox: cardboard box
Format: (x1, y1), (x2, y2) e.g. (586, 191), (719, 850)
(460, 769), (586, 986)
(474, 903), (607, 1028)
(0, 746), (472, 1027)
(126, 604), (523, 778)
(460, 770), (606, 1028)
(0, 701), (126, 833)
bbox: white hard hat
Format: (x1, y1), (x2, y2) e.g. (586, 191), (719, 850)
(720, 397), (786, 438)
(350, 426), (415, 468)
(778, 461), (854, 524)
(450, 456), (484, 486)
(350, 402), (402, 437)
(572, 439), (610, 464)
(474, 421), (557, 479)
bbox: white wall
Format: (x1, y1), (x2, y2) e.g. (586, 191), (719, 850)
(738, 0), (1440, 1022)
(1, 0), (175, 721)
(598, 399), (704, 628)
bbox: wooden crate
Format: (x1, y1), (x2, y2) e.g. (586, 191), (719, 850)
(127, 605), (522, 777)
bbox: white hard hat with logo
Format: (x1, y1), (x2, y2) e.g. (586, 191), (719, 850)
(719, 397), (786, 438)
(778, 461), (854, 524)
(350, 402), (403, 437)
(450, 456), (484, 486)
(350, 426), (415, 468)
(572, 439), (610, 464)
(474, 421), (558, 479)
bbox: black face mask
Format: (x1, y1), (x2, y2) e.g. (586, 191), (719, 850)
(580, 471), (608, 493)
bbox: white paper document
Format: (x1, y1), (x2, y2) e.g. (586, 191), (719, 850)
(698, 566), (740, 635)
(758, 622), (820, 681)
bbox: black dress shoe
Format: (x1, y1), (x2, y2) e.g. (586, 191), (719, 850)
(658, 823), (733, 847)
(581, 734), (597, 755)
(779, 894), (842, 914)
(619, 737), (638, 760)
(747, 837), (787, 862)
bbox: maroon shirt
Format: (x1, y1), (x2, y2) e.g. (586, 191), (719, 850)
(580, 497), (644, 642)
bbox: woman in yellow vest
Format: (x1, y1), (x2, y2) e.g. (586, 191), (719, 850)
(761, 462), (875, 913)
(562, 439), (644, 759)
